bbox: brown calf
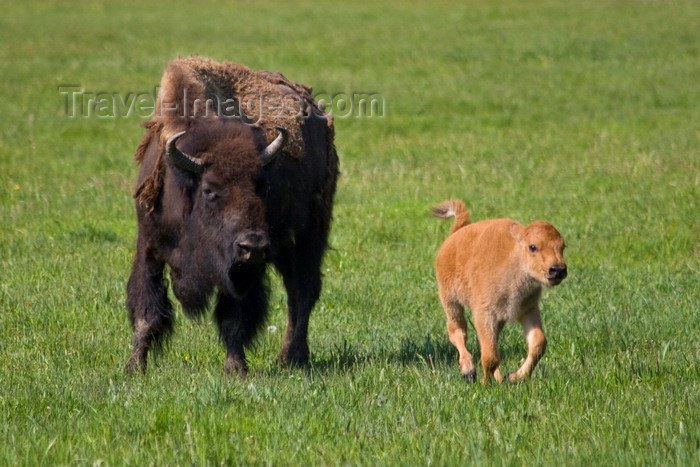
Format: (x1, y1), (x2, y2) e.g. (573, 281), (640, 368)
(432, 200), (567, 384)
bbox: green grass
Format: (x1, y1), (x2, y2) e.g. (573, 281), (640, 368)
(1, 0), (698, 465)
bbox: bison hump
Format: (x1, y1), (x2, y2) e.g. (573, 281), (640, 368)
(156, 55), (331, 160)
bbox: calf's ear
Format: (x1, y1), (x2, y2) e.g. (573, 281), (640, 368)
(510, 222), (524, 243)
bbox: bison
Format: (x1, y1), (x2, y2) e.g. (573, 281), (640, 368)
(125, 57), (338, 376)
(432, 200), (567, 384)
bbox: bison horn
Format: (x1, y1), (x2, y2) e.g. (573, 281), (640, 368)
(260, 126), (289, 166)
(166, 131), (203, 174)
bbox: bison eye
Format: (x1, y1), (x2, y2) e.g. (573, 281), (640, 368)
(529, 244), (538, 253)
(202, 187), (217, 201)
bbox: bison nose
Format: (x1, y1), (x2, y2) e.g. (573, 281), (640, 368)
(235, 232), (269, 264)
(548, 263), (568, 280)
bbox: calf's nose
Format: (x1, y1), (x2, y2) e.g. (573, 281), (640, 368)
(548, 263), (568, 280)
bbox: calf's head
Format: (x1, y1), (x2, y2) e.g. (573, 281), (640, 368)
(511, 221), (567, 287)
(166, 120), (287, 297)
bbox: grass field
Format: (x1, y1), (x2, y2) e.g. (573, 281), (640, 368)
(1, 0), (698, 465)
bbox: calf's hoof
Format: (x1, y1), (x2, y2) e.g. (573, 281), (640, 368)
(462, 370), (477, 384)
(507, 372), (526, 384)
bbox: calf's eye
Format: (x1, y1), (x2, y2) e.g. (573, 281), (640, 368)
(529, 244), (538, 253)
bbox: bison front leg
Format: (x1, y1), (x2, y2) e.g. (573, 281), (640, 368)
(474, 313), (505, 384)
(508, 309), (547, 383)
(214, 280), (269, 377)
(125, 243), (173, 374)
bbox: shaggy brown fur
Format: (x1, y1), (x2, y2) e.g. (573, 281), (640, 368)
(432, 200), (567, 384)
(134, 55), (333, 211)
(125, 57), (339, 377)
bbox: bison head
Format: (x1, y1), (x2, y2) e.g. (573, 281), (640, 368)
(165, 119), (288, 301)
(511, 221), (567, 287)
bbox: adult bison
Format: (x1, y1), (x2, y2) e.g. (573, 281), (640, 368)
(125, 56), (338, 376)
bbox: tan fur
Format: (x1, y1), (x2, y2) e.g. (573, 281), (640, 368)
(432, 200), (567, 384)
(430, 199), (470, 234)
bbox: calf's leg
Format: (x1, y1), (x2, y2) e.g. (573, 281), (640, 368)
(440, 295), (476, 383)
(474, 312), (504, 384)
(509, 309), (547, 383)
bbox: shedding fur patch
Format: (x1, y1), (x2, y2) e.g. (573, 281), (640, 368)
(134, 55), (333, 210)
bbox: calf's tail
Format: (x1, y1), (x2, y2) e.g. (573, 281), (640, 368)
(431, 199), (471, 234)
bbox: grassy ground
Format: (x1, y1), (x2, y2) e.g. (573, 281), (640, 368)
(1, 0), (698, 465)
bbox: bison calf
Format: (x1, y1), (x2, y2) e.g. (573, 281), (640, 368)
(432, 200), (567, 384)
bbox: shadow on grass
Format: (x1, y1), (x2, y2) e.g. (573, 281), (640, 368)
(304, 335), (460, 375)
(302, 330), (529, 377)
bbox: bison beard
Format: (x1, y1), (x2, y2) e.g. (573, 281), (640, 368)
(125, 57), (338, 377)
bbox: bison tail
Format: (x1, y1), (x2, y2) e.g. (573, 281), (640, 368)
(431, 199), (471, 234)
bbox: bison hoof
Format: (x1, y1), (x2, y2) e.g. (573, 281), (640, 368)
(125, 358), (146, 376)
(224, 355), (248, 378)
(277, 347), (309, 367)
(462, 370), (477, 384)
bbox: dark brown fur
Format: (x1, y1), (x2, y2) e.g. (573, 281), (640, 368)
(135, 55), (330, 212)
(126, 58), (338, 377)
